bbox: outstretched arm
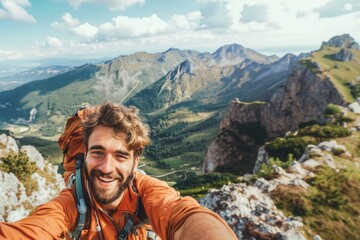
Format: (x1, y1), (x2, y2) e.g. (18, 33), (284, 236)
(0, 189), (76, 240)
(174, 212), (237, 240)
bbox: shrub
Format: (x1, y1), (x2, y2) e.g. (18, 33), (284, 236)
(0, 152), (37, 182)
(324, 104), (342, 116)
(257, 155), (294, 179)
(350, 83), (360, 99)
(0, 152), (39, 195)
(265, 137), (315, 161)
(174, 172), (240, 198)
(298, 124), (352, 139)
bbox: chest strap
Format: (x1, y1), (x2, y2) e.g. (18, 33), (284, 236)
(70, 154), (88, 239)
(118, 213), (134, 240)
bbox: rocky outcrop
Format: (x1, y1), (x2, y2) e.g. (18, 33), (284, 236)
(200, 183), (306, 240)
(203, 63), (346, 174)
(334, 48), (355, 62)
(0, 134), (64, 222)
(322, 34), (359, 50)
(201, 139), (349, 240)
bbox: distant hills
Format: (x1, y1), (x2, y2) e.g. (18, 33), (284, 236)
(0, 65), (74, 91)
(0, 43), (293, 125)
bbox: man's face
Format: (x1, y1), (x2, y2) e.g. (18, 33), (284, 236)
(85, 124), (139, 205)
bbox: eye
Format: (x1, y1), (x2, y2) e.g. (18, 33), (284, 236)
(91, 150), (104, 157)
(114, 154), (126, 160)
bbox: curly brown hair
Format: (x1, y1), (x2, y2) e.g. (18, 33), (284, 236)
(82, 102), (150, 157)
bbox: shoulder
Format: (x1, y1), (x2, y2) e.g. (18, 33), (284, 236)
(134, 171), (179, 197)
(134, 170), (169, 188)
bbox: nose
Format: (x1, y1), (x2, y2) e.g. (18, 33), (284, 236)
(98, 153), (114, 173)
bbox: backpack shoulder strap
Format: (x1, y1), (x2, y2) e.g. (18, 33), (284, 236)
(69, 154), (89, 239)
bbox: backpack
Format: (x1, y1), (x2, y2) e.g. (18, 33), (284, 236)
(58, 108), (156, 240)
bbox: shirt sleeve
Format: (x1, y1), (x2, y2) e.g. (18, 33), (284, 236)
(136, 173), (233, 240)
(0, 189), (76, 240)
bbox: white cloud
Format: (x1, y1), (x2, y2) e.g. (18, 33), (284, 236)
(0, 50), (24, 60)
(98, 14), (168, 40)
(52, 12), (203, 42)
(240, 4), (268, 23)
(0, 0), (36, 23)
(45, 37), (63, 48)
(52, 13), (98, 40)
(314, 0), (360, 18)
(199, 1), (233, 28)
(63, 12), (80, 26)
(67, 0), (145, 11)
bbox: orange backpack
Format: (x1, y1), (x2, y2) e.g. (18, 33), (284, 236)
(58, 109), (87, 185)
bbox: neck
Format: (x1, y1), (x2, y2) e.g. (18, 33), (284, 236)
(101, 192), (124, 215)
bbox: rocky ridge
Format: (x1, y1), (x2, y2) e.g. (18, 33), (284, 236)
(203, 60), (349, 174)
(322, 33), (359, 50)
(0, 134), (64, 222)
(201, 139), (352, 240)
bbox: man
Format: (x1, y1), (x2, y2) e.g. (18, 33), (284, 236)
(0, 102), (237, 240)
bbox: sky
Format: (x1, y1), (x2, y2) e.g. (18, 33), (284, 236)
(0, 0), (359, 74)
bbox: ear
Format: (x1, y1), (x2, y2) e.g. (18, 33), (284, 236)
(133, 156), (139, 173)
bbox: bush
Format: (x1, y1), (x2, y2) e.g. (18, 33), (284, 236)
(174, 172), (240, 198)
(0, 152), (39, 195)
(298, 124), (352, 139)
(265, 137), (315, 161)
(257, 154), (294, 179)
(350, 83), (360, 99)
(324, 103), (342, 116)
(0, 152), (37, 182)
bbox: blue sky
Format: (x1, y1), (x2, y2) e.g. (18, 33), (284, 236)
(0, 0), (359, 73)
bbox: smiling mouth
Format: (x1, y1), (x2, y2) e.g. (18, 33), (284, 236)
(98, 176), (116, 183)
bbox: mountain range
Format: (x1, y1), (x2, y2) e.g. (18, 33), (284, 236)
(0, 43), (295, 124)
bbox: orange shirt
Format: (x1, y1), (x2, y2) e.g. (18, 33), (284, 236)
(0, 172), (235, 240)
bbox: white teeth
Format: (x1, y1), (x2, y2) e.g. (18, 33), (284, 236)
(99, 176), (115, 182)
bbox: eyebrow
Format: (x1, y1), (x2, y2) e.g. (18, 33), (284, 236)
(89, 145), (131, 156)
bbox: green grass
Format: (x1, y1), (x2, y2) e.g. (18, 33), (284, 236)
(269, 129), (360, 240)
(309, 46), (360, 103)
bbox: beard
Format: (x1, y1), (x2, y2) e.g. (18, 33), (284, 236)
(86, 166), (135, 205)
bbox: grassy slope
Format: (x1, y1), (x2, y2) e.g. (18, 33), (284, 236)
(310, 46), (360, 102)
(271, 130), (360, 240)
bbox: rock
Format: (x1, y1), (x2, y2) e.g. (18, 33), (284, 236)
(0, 134), (65, 222)
(298, 145), (323, 163)
(203, 61), (346, 174)
(200, 183), (306, 240)
(288, 161), (309, 177)
(20, 145), (46, 171)
(313, 235), (323, 240)
(254, 178), (276, 192)
(348, 101), (360, 113)
(0, 134), (19, 157)
(253, 146), (269, 174)
(334, 48), (354, 62)
(302, 159), (322, 169)
(318, 140), (338, 152)
(322, 34), (359, 50)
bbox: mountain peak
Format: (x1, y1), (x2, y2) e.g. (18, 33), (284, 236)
(211, 43), (278, 66)
(322, 34), (359, 50)
(164, 47), (180, 53)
